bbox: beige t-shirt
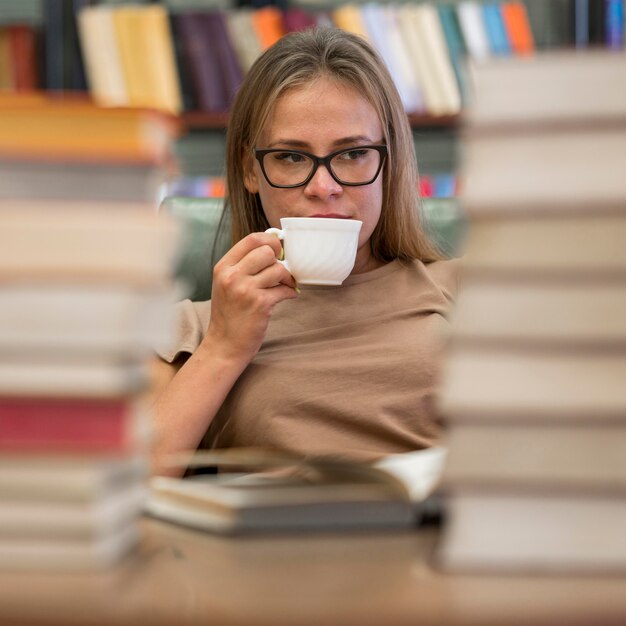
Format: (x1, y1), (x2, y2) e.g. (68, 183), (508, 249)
(159, 258), (458, 462)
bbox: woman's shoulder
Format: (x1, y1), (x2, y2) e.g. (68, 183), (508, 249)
(156, 298), (212, 363)
(411, 257), (461, 302)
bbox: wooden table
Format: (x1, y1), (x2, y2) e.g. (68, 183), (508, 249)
(1, 517), (625, 626)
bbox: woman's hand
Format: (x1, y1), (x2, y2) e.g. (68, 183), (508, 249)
(204, 232), (297, 364)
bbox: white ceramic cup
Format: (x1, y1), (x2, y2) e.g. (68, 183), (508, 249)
(265, 217), (363, 286)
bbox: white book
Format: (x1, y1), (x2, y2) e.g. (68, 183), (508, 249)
(0, 523), (139, 571)
(439, 491), (626, 573)
(451, 278), (626, 346)
(458, 213), (626, 276)
(457, 1), (491, 63)
(465, 49), (626, 126)
(0, 283), (178, 358)
(462, 125), (626, 213)
(442, 421), (626, 490)
(440, 348), (626, 421)
(360, 4), (423, 114)
(0, 359), (149, 397)
(77, 5), (129, 107)
(0, 207), (182, 284)
(0, 486), (146, 539)
(413, 5), (462, 115)
(380, 6), (425, 114)
(397, 5), (446, 116)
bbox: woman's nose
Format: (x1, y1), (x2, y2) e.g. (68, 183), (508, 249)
(303, 164), (343, 198)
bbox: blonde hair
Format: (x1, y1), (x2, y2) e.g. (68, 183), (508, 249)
(223, 27), (443, 263)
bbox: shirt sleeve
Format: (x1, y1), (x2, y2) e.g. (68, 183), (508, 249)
(155, 299), (212, 363)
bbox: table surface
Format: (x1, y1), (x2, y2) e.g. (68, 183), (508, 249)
(1, 517), (625, 626)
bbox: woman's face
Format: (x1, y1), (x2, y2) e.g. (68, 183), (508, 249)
(244, 77), (385, 274)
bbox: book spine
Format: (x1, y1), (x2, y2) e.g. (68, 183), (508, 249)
(7, 25), (39, 91)
(175, 12), (228, 113)
(605, 0), (625, 48)
(0, 398), (139, 452)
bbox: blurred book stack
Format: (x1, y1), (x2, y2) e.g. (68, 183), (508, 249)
(437, 51), (626, 573)
(0, 94), (183, 570)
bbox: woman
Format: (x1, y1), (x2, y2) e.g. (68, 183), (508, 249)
(152, 27), (458, 475)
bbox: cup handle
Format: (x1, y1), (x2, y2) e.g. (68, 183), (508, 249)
(264, 227), (290, 273)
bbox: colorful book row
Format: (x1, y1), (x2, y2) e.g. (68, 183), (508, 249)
(1, 1), (624, 118)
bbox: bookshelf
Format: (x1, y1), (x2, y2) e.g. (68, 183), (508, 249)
(1, 0), (624, 181)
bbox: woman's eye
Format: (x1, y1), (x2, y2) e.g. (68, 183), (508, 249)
(341, 149), (368, 161)
(275, 152), (305, 164)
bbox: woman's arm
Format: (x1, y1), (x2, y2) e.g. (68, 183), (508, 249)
(149, 232), (296, 476)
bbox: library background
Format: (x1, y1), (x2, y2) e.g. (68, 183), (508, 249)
(1, 0), (626, 600)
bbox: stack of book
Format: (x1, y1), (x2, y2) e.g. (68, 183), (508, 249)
(0, 95), (183, 570)
(437, 50), (626, 573)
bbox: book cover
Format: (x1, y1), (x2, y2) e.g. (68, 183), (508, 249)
(0, 157), (167, 204)
(0, 522), (139, 571)
(589, 0), (607, 44)
(605, 0), (625, 48)
(439, 491), (626, 573)
(331, 4), (370, 41)
(500, 1), (536, 55)
(44, 0), (89, 92)
(0, 206), (182, 284)
(414, 4), (462, 115)
(0, 94), (180, 164)
(450, 278), (626, 346)
(0, 485), (145, 539)
(442, 422), (626, 490)
(524, 0), (574, 49)
(457, 1), (491, 62)
(440, 347), (626, 420)
(360, 4), (423, 114)
(175, 11), (228, 112)
(481, 2), (512, 55)
(458, 213), (626, 275)
(462, 125), (626, 213)
(77, 5), (128, 107)
(0, 282), (177, 358)
(0, 455), (146, 502)
(437, 4), (469, 104)
(251, 6), (285, 51)
(110, 5), (182, 114)
(380, 6), (425, 114)
(6, 24), (39, 91)
(283, 6), (316, 32)
(138, 5), (183, 115)
(0, 28), (11, 89)
(0, 359), (149, 398)
(396, 5), (441, 115)
(224, 8), (263, 74)
(570, 0), (591, 47)
(204, 11), (244, 111)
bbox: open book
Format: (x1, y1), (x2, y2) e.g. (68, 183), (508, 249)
(145, 447), (447, 534)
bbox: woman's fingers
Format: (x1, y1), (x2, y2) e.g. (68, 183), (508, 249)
(221, 232), (283, 266)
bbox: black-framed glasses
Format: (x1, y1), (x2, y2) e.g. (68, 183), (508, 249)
(254, 145), (387, 188)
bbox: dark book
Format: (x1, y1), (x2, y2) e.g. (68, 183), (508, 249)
(174, 11), (228, 113)
(569, 0), (590, 48)
(203, 11), (243, 110)
(168, 11), (196, 112)
(43, 0), (89, 91)
(588, 0), (606, 44)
